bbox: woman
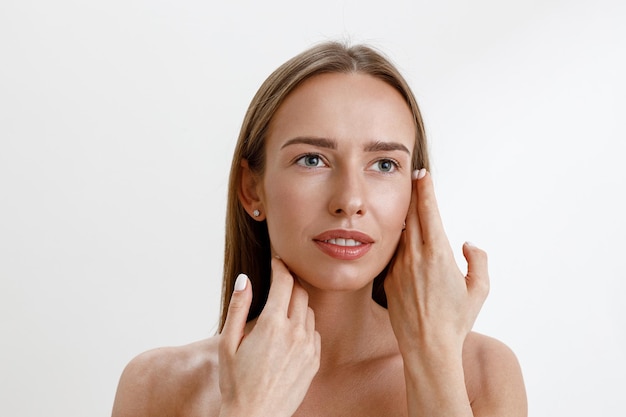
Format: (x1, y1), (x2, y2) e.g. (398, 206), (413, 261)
(112, 41), (527, 417)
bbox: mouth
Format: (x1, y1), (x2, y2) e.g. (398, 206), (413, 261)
(312, 230), (374, 260)
(320, 238), (363, 247)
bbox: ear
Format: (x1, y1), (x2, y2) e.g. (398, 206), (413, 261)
(239, 159), (265, 220)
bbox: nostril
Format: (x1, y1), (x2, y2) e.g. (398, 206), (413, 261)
(332, 207), (364, 216)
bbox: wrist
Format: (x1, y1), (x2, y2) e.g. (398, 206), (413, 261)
(403, 348), (463, 377)
(219, 402), (259, 417)
(398, 332), (464, 362)
(401, 346), (471, 417)
(399, 334), (466, 384)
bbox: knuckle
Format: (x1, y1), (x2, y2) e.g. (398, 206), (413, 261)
(291, 325), (308, 344)
(303, 333), (319, 359)
(257, 312), (284, 333)
(477, 276), (490, 297)
(425, 245), (447, 261)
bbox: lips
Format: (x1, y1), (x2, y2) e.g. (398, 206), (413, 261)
(312, 229), (374, 260)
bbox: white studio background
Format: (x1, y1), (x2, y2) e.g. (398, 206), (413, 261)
(1, 1), (624, 416)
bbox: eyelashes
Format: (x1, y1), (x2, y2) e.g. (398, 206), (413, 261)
(370, 158), (400, 173)
(295, 153), (326, 168)
(294, 153), (401, 173)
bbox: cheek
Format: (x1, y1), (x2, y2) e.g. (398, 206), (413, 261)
(265, 176), (305, 215)
(373, 180), (412, 224)
(373, 182), (411, 262)
(262, 177), (318, 240)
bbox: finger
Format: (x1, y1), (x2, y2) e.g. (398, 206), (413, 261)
(288, 280), (310, 324)
(415, 169), (448, 247)
(314, 330), (322, 363)
(220, 273), (252, 354)
(463, 242), (490, 298)
(403, 169), (424, 248)
(262, 257), (295, 316)
(310, 308), (321, 364)
(305, 306), (316, 334)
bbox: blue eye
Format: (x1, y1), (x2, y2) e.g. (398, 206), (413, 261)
(371, 159), (398, 173)
(296, 154), (325, 168)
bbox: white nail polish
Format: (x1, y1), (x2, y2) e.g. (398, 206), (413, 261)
(412, 168), (427, 180)
(234, 273), (248, 291)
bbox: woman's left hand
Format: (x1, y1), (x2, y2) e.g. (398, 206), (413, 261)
(384, 169), (490, 358)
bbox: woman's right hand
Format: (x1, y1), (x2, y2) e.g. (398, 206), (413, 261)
(218, 257), (321, 417)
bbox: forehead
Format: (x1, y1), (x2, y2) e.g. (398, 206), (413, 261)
(266, 72), (416, 150)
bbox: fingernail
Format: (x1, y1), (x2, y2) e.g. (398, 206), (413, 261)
(234, 273), (248, 291)
(465, 241), (477, 248)
(412, 168), (427, 180)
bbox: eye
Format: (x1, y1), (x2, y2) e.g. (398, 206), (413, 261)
(295, 154), (326, 168)
(370, 158), (399, 173)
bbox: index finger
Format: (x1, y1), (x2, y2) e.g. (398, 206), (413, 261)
(415, 169), (449, 247)
(260, 257), (295, 316)
(403, 169), (424, 248)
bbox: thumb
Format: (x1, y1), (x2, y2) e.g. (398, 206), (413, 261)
(220, 273), (252, 354)
(463, 242), (490, 298)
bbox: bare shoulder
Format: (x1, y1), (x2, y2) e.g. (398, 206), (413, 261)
(111, 336), (221, 417)
(463, 332), (528, 417)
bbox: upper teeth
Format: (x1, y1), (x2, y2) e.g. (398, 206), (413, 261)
(324, 238), (362, 246)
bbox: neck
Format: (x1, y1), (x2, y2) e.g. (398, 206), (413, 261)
(300, 281), (396, 372)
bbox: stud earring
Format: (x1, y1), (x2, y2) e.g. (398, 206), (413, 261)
(253, 209), (260, 217)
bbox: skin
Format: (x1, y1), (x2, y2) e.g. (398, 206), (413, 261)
(111, 73), (527, 417)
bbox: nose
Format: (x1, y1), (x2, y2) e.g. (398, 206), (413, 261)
(328, 170), (366, 218)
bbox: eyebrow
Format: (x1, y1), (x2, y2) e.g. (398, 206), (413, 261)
(281, 137), (410, 154)
(364, 141), (411, 154)
(281, 137), (337, 150)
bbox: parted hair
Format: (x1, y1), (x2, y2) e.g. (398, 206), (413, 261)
(219, 41), (430, 331)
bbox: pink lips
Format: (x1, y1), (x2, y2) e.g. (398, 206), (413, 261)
(312, 229), (374, 260)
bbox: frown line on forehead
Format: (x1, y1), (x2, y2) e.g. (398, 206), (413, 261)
(280, 136), (410, 154)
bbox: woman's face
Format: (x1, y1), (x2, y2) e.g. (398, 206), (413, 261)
(257, 72), (416, 292)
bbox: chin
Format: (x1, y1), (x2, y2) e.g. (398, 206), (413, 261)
(291, 260), (386, 292)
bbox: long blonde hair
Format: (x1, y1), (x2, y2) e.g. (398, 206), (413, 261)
(219, 41), (430, 331)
